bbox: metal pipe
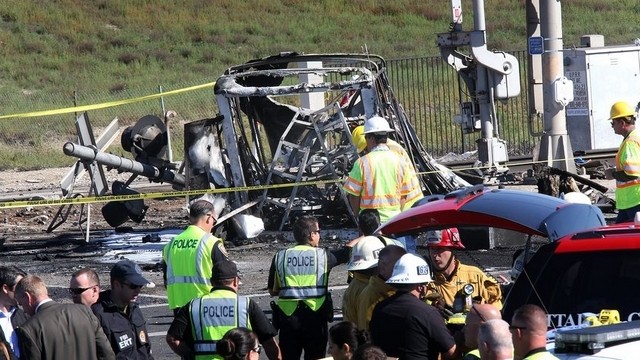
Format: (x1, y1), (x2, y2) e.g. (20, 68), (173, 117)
(63, 142), (185, 186)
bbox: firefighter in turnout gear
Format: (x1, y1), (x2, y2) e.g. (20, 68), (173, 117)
(344, 116), (423, 223)
(162, 199), (229, 311)
(267, 216), (350, 360)
(605, 100), (640, 223)
(426, 228), (502, 311)
(166, 260), (281, 360)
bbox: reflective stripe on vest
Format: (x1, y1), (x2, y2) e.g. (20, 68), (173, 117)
(275, 246), (328, 299)
(615, 129), (640, 209)
(190, 290), (250, 359)
(165, 232), (212, 286)
(163, 225), (218, 309)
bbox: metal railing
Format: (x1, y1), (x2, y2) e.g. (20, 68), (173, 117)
(387, 50), (540, 158)
(0, 51), (539, 170)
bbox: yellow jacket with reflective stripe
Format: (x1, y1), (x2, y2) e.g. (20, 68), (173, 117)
(356, 275), (396, 330)
(163, 225), (220, 309)
(428, 260), (503, 310)
(615, 129), (640, 209)
(274, 245), (329, 316)
(342, 272), (370, 323)
(344, 145), (423, 223)
(189, 289), (251, 360)
(387, 139), (423, 209)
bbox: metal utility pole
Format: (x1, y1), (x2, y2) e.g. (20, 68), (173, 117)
(535, 0), (576, 172)
(438, 0), (520, 177)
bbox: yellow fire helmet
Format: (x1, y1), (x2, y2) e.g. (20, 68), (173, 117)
(351, 125), (367, 153)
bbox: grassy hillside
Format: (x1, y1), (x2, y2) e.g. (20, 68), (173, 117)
(0, 0), (638, 96)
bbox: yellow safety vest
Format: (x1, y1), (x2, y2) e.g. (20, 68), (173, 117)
(615, 129), (640, 209)
(523, 350), (559, 360)
(163, 225), (220, 309)
(275, 245), (329, 316)
(344, 145), (422, 223)
(463, 349), (480, 360)
(189, 289), (251, 360)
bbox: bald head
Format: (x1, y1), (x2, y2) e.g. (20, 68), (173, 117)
(478, 319), (513, 360)
(512, 304), (548, 336)
(464, 304), (502, 349)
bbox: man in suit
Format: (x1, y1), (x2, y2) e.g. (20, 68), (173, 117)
(14, 274), (115, 360)
(0, 266), (27, 360)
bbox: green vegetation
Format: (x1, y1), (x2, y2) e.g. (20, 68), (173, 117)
(0, 0), (637, 96)
(0, 0), (637, 169)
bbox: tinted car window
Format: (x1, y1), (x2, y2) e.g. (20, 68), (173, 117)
(503, 247), (640, 328)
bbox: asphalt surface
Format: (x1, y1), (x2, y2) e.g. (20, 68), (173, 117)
(0, 233), (516, 360)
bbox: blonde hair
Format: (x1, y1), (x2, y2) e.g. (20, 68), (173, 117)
(15, 274), (48, 298)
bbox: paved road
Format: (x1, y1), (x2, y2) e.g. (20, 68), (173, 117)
(127, 284), (349, 359)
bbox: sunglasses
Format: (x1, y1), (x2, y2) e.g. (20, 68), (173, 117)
(68, 287), (93, 295)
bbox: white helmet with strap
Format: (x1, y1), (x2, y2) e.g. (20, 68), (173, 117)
(347, 236), (386, 271)
(386, 253), (432, 284)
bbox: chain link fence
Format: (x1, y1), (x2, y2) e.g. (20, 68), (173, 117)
(0, 51), (538, 170)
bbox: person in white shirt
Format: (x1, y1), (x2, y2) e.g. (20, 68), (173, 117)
(0, 265), (27, 359)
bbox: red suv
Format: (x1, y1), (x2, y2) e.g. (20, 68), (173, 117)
(376, 185), (634, 327)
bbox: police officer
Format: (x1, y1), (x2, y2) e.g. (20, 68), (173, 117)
(344, 116), (423, 223)
(92, 260), (154, 359)
(605, 101), (640, 223)
(267, 215), (350, 360)
(163, 199), (229, 311)
(166, 260), (281, 360)
(426, 228), (502, 310)
(370, 253), (457, 360)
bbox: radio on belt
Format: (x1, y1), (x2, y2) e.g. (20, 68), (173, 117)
(554, 320), (640, 354)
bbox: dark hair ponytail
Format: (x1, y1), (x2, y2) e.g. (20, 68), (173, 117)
(216, 328), (256, 360)
(329, 321), (370, 354)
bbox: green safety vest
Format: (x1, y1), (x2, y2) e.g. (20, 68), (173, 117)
(344, 146), (422, 223)
(163, 225), (220, 309)
(462, 349), (480, 360)
(189, 289), (251, 360)
(275, 245), (329, 316)
(615, 129), (640, 209)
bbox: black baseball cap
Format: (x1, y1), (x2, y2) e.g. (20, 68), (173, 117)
(212, 260), (239, 281)
(110, 259), (150, 286)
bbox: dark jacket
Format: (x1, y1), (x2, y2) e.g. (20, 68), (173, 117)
(92, 290), (154, 360)
(16, 300), (115, 360)
(0, 306), (28, 360)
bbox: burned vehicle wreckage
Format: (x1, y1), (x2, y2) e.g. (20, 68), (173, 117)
(63, 53), (466, 239)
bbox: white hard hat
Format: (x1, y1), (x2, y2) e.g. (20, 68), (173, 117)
(363, 116), (394, 134)
(561, 192), (591, 205)
(386, 253), (432, 284)
(347, 236), (386, 271)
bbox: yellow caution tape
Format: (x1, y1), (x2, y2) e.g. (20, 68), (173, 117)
(0, 178), (339, 209)
(0, 155), (598, 210)
(0, 82), (216, 120)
